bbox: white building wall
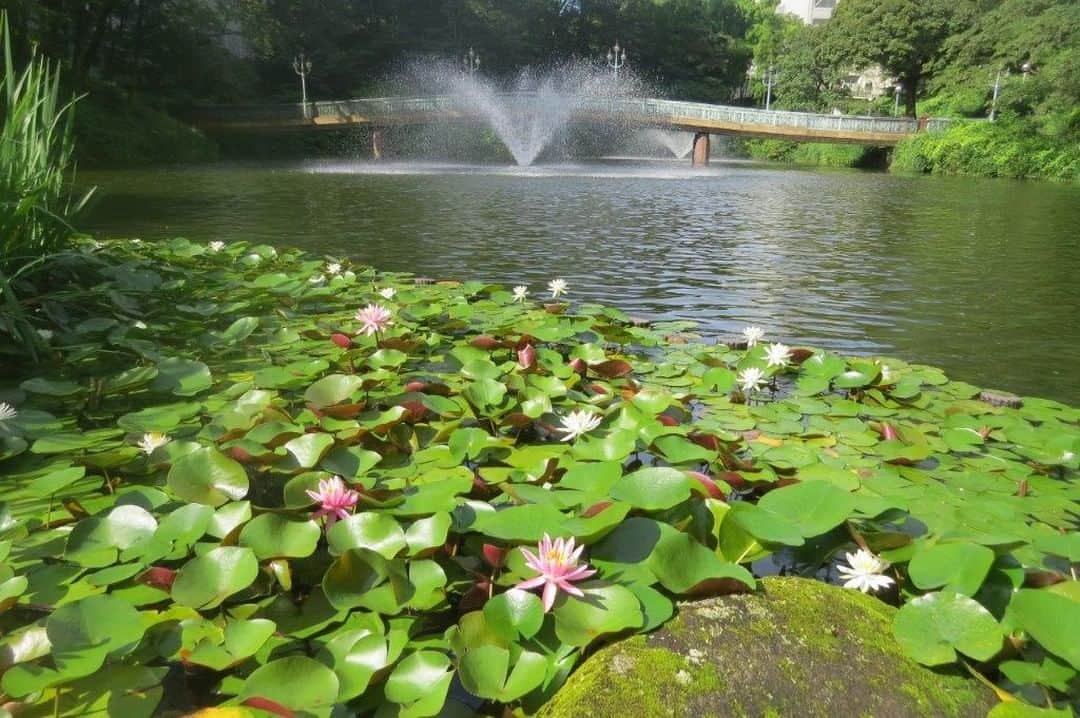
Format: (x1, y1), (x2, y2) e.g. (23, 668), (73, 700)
(777, 0), (837, 25)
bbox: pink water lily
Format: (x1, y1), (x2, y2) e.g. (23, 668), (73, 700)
(515, 534), (596, 612)
(306, 476), (360, 528)
(517, 343), (536, 370)
(355, 303), (392, 336)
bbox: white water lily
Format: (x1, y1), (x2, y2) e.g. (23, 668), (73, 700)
(512, 286), (529, 303)
(548, 278), (567, 299)
(1062, 450), (1076, 462)
(742, 326), (765, 347)
(208, 241), (226, 252)
(765, 343), (791, 368)
(0, 402), (17, 422)
(131, 238), (143, 244)
(737, 367), (767, 394)
(379, 287), (397, 300)
(133, 320), (148, 330)
(326, 262), (342, 276)
(36, 329), (53, 341)
(556, 410), (602, 442)
(837, 549), (895, 593)
(138, 432), (170, 455)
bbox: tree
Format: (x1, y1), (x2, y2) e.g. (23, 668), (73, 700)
(824, 0), (968, 116)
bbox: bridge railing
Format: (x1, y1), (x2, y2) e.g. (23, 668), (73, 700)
(191, 93), (959, 136)
(587, 97), (923, 135)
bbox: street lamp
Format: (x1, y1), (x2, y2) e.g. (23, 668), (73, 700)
(606, 42), (626, 82)
(762, 66), (777, 110)
(293, 53), (312, 118)
(893, 83), (903, 116)
(463, 47), (480, 78)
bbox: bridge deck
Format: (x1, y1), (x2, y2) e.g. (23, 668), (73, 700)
(191, 95), (956, 146)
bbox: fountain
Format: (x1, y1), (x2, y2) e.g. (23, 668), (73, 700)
(401, 60), (644, 166)
(641, 128), (695, 159)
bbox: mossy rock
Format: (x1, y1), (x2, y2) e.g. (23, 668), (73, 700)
(537, 577), (997, 718)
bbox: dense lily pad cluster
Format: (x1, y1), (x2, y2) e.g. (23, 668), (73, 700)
(0, 238), (1077, 716)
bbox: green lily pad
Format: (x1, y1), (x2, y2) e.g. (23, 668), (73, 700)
(892, 591), (1003, 666)
(238, 655), (340, 712)
(172, 546), (259, 609)
(166, 447), (249, 506)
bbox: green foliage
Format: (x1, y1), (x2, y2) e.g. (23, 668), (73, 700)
(891, 119), (1079, 180)
(73, 91), (217, 166)
(930, 0), (1080, 123)
(0, 12), (91, 271)
(0, 238), (1076, 714)
(744, 139), (880, 168)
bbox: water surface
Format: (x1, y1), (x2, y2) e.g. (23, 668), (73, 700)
(81, 160), (1080, 403)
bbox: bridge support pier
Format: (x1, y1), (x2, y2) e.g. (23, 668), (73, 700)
(691, 132), (710, 167)
(372, 128), (385, 161)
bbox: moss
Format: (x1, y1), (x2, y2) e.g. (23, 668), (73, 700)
(537, 578), (995, 718)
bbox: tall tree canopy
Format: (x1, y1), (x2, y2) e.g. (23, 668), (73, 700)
(823, 0), (971, 116)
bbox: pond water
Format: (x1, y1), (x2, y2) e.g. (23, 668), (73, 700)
(80, 160), (1080, 404)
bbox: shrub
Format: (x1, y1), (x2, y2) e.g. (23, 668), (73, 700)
(891, 119), (1079, 181)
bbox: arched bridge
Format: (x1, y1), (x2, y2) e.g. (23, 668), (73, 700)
(191, 93), (956, 165)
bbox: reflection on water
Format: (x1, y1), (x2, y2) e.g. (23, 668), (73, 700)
(80, 160), (1080, 403)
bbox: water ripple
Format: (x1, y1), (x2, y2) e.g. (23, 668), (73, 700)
(81, 160), (1080, 403)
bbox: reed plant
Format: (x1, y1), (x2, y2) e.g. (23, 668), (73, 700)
(0, 12), (92, 272)
(0, 11), (95, 355)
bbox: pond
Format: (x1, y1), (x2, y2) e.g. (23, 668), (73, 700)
(80, 159), (1080, 404)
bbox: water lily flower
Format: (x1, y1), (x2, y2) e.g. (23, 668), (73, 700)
(547, 278), (567, 299)
(0, 402), (17, 422)
(518, 343), (536, 370)
(326, 262), (342, 276)
(355, 304), (392, 336)
(1062, 450), (1076, 462)
(133, 320), (148, 330)
(516, 534), (597, 612)
(512, 285), (529, 303)
(36, 329), (53, 341)
(306, 476), (360, 528)
(379, 287), (397, 300)
(737, 367), (767, 394)
(131, 238), (143, 244)
(837, 549), (895, 593)
(208, 241), (225, 252)
(138, 432), (170, 455)
(742, 326), (765, 347)
(765, 343), (791, 368)
(556, 410), (602, 442)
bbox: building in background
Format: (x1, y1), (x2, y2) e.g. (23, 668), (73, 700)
(776, 0), (837, 26)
